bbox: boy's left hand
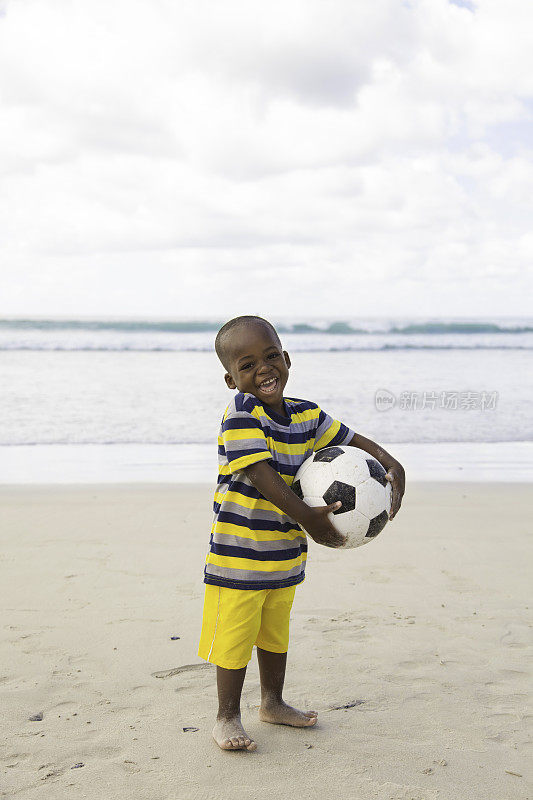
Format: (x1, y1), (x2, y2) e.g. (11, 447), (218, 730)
(384, 462), (405, 520)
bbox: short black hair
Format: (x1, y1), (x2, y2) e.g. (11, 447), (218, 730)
(215, 316), (282, 373)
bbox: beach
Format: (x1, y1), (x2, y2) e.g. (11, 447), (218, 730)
(2, 0), (533, 788)
(1, 482), (531, 800)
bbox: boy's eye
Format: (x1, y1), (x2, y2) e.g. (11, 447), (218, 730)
(240, 352), (279, 370)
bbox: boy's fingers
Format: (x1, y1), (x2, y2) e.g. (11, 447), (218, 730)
(389, 495), (402, 520)
(386, 474), (398, 519)
(388, 488), (396, 519)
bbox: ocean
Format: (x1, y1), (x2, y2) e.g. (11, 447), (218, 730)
(1, 316), (532, 483)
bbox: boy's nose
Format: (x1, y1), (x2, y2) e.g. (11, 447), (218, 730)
(257, 361), (273, 374)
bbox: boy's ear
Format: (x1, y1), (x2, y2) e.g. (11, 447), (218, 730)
(283, 351), (291, 369)
(224, 372), (237, 390)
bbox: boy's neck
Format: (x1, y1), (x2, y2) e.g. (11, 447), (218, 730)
(265, 396), (288, 418)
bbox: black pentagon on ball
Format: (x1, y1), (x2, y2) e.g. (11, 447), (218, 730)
(366, 458), (388, 487)
(291, 479), (303, 500)
(323, 480), (356, 513)
(313, 446), (344, 462)
(365, 510), (389, 538)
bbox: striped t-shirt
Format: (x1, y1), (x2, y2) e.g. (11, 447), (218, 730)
(203, 391), (356, 590)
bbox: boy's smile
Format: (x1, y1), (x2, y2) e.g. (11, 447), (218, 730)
(224, 323), (291, 416)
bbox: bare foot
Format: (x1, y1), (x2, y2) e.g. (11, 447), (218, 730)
(259, 700), (318, 727)
(212, 715), (257, 751)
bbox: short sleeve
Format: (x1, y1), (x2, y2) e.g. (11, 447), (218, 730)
(313, 406), (356, 451)
(220, 407), (273, 474)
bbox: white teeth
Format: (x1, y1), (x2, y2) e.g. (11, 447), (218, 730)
(260, 378), (277, 390)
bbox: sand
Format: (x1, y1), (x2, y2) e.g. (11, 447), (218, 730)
(0, 482), (531, 800)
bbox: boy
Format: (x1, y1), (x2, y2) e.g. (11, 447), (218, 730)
(198, 315), (405, 751)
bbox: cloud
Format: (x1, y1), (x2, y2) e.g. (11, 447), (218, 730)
(0, 0), (532, 318)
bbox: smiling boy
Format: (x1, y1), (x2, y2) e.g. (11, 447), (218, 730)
(198, 315), (405, 752)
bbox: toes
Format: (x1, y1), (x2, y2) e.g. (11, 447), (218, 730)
(220, 736), (255, 751)
(305, 716), (318, 726)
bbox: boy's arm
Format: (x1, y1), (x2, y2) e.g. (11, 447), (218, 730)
(346, 432), (398, 468)
(345, 433), (405, 520)
(242, 461), (345, 547)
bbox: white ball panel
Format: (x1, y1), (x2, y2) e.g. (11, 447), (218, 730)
(329, 449), (370, 486)
(294, 454), (315, 484)
(332, 508), (370, 548)
(355, 477), (388, 519)
(300, 461), (334, 498)
(302, 495), (326, 508)
(348, 446), (372, 460)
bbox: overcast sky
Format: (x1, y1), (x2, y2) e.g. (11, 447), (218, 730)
(0, 0), (532, 321)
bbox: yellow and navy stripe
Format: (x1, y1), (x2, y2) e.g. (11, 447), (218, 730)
(204, 392), (355, 590)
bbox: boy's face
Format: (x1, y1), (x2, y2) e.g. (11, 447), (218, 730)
(223, 323), (291, 412)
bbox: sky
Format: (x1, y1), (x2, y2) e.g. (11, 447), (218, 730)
(0, 0), (532, 321)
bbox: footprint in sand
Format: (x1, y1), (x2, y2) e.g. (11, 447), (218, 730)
(151, 663), (213, 679)
(500, 623), (531, 648)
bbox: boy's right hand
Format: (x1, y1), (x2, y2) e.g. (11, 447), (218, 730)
(301, 501), (347, 548)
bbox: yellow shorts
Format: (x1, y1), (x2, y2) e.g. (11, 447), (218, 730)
(197, 583), (296, 670)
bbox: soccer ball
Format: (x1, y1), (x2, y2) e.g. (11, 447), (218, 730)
(292, 446), (392, 548)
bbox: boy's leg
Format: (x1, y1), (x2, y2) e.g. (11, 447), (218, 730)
(213, 665), (257, 751)
(255, 585), (318, 727)
(256, 648), (317, 727)
(198, 585), (265, 751)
